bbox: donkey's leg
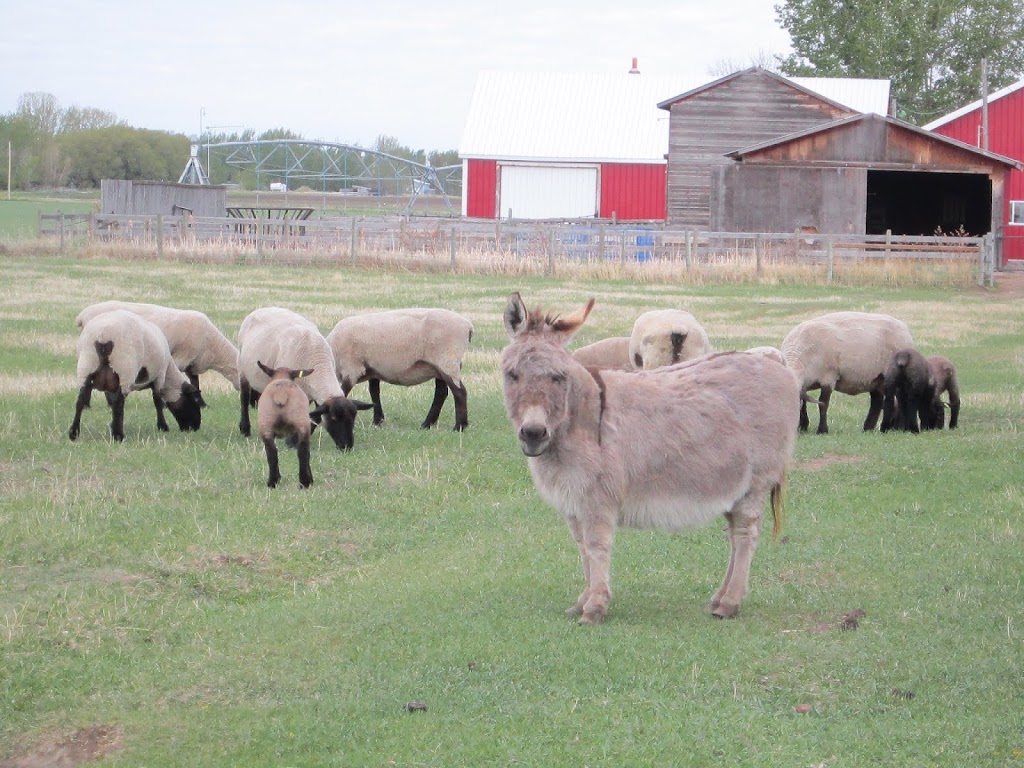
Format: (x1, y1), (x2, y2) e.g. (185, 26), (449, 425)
(564, 515), (591, 618)
(576, 513), (616, 625)
(710, 494), (764, 619)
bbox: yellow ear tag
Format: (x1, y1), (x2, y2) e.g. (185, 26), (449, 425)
(298, 371), (304, 378)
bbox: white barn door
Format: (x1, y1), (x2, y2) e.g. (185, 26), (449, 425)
(498, 164), (599, 220)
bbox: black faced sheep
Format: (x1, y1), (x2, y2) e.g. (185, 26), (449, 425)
(571, 336), (634, 370)
(628, 309), (712, 370)
(326, 308), (473, 431)
(238, 307), (372, 451)
(69, 310), (203, 441)
(927, 355), (961, 429)
(76, 300), (240, 405)
(781, 311), (914, 434)
(880, 347), (937, 433)
(256, 361), (315, 488)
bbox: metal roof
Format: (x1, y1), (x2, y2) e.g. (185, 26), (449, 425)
(922, 78), (1024, 130)
(459, 69), (891, 163)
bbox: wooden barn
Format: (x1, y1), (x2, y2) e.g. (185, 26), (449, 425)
(924, 79), (1024, 264)
(458, 68), (888, 222)
(101, 179), (226, 217)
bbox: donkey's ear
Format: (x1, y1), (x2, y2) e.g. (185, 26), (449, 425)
(503, 292), (528, 338)
(550, 298), (595, 341)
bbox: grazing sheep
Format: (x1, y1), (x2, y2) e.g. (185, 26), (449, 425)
(256, 361), (315, 488)
(326, 308), (473, 431)
(745, 345), (786, 365)
(238, 307), (372, 451)
(781, 311), (914, 434)
(880, 347), (937, 433)
(628, 309), (712, 370)
(76, 300), (240, 404)
(69, 310), (203, 441)
(571, 336), (634, 370)
(927, 355), (961, 429)
(502, 293), (799, 623)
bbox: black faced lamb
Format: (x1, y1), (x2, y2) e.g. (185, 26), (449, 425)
(326, 308), (473, 431)
(781, 311), (914, 434)
(880, 347), (937, 433)
(927, 355), (960, 429)
(255, 361), (316, 488)
(628, 309), (712, 370)
(238, 307), (372, 450)
(76, 300), (240, 405)
(571, 336), (634, 370)
(69, 310), (203, 441)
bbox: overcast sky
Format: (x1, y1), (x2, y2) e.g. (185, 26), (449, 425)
(1, 0), (793, 152)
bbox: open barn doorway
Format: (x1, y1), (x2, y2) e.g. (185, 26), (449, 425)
(866, 170), (991, 236)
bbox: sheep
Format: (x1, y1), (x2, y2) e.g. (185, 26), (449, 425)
(781, 311), (914, 434)
(745, 345), (786, 365)
(69, 310), (203, 441)
(628, 309), (712, 370)
(255, 360), (315, 488)
(880, 347), (937, 433)
(927, 355), (961, 429)
(76, 301), (240, 404)
(237, 307), (372, 450)
(571, 336), (634, 370)
(326, 308), (473, 431)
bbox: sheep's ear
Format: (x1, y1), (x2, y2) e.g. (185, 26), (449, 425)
(309, 404), (327, 424)
(291, 368), (314, 380)
(257, 360), (275, 378)
(351, 399), (374, 411)
(503, 292), (528, 338)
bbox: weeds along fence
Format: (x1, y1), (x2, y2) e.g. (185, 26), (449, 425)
(38, 212), (997, 287)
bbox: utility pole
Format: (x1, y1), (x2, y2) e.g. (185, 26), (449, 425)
(981, 58), (990, 151)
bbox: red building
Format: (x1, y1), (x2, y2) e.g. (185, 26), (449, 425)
(925, 80), (1024, 264)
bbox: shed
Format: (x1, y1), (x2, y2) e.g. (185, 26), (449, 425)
(924, 79), (1024, 263)
(101, 179), (227, 217)
(711, 113), (1021, 241)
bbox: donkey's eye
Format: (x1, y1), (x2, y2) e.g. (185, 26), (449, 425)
(551, 373), (566, 384)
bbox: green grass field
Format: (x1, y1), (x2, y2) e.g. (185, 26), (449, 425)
(1, 255), (1022, 766)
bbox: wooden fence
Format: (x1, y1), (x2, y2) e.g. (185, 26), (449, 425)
(37, 212), (998, 286)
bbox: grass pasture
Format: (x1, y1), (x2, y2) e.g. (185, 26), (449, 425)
(1, 256), (1023, 766)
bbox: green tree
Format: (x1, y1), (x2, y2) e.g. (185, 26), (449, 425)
(775, 0), (1024, 124)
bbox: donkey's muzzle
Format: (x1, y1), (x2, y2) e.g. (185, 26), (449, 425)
(518, 423), (550, 457)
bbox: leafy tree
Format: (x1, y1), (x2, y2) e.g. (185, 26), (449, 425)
(707, 50), (783, 79)
(17, 92), (63, 136)
(61, 106), (122, 133)
(775, 0), (1024, 124)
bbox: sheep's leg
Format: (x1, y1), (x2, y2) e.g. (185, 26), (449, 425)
(151, 390), (170, 432)
(185, 369), (207, 408)
(798, 395), (810, 432)
(107, 391), (127, 442)
(863, 389), (884, 431)
(69, 380), (94, 441)
(263, 436), (281, 488)
(420, 378), (449, 429)
(368, 379), (386, 426)
(450, 381), (469, 432)
(815, 386), (833, 434)
(296, 436), (313, 488)
(880, 391), (897, 432)
(902, 394), (920, 433)
(948, 387), (960, 429)
(710, 495), (764, 619)
(239, 378), (253, 437)
(574, 512), (616, 625)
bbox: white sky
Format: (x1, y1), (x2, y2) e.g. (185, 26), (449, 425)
(0, 0), (792, 152)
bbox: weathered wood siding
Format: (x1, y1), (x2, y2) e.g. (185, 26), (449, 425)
(664, 71), (851, 227)
(101, 180), (226, 217)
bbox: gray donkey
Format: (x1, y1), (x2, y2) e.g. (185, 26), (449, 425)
(501, 293), (800, 623)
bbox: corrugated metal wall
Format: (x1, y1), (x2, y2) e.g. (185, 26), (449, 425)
(930, 87), (1024, 261)
(464, 159), (497, 218)
(599, 164), (666, 220)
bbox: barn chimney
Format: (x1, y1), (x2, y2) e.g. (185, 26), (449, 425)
(629, 57), (640, 74)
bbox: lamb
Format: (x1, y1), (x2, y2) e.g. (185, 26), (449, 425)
(76, 300), (240, 404)
(927, 355), (961, 429)
(628, 309), (712, 370)
(781, 311), (914, 434)
(255, 361), (316, 488)
(69, 310), (204, 441)
(880, 347), (937, 433)
(571, 336), (634, 370)
(326, 308), (473, 431)
(237, 307), (372, 450)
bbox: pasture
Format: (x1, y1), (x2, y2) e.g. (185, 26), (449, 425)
(1, 255), (1022, 766)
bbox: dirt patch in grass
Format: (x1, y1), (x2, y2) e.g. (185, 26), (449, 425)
(1, 725), (123, 768)
(795, 453), (867, 471)
(994, 271), (1024, 298)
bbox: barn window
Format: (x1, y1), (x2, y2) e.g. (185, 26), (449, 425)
(1011, 201), (1024, 226)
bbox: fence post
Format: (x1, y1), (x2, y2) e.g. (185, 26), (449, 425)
(977, 235), (986, 287)
(755, 234), (763, 275)
(826, 237), (834, 283)
(156, 215), (164, 260)
(685, 230), (692, 271)
(350, 218), (357, 264)
(547, 229), (555, 276)
(88, 211), (96, 239)
(598, 223), (606, 261)
(59, 212), (65, 252)
(256, 220), (263, 261)
(449, 226), (457, 270)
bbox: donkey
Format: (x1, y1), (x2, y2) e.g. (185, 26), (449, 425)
(501, 293), (800, 623)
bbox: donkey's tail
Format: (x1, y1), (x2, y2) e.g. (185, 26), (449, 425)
(770, 479), (785, 542)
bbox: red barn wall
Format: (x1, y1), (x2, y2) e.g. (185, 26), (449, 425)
(465, 159), (497, 218)
(599, 163), (666, 220)
(930, 86), (1024, 261)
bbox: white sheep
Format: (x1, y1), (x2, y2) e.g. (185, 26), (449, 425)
(745, 345), (786, 366)
(628, 309), (712, 370)
(76, 300), (240, 404)
(238, 307), (372, 450)
(69, 310), (204, 441)
(781, 310), (914, 434)
(255, 360), (316, 488)
(571, 336), (634, 370)
(326, 308), (473, 431)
